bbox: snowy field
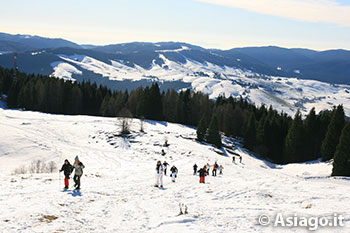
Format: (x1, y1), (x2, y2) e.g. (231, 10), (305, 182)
(0, 106), (350, 232)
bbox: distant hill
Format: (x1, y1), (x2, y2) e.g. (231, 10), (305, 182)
(0, 32), (81, 51)
(1, 32), (350, 116)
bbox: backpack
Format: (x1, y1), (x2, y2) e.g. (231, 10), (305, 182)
(75, 163), (84, 176)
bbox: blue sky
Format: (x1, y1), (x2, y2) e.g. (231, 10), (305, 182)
(1, 0), (349, 50)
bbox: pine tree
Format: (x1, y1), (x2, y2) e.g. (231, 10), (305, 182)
(196, 116), (207, 142)
(149, 83), (163, 121)
(206, 115), (222, 148)
(283, 110), (304, 163)
(304, 108), (320, 160)
(244, 113), (256, 150)
(321, 105), (345, 161)
(332, 123), (350, 176)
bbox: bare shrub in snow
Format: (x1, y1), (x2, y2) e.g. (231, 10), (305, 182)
(13, 160), (57, 175)
(178, 203), (188, 215)
(12, 165), (27, 175)
(117, 108), (133, 136)
(29, 159), (48, 173)
(47, 161), (57, 173)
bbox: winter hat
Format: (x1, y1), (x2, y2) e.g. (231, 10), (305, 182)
(75, 155), (79, 161)
(64, 159), (69, 163)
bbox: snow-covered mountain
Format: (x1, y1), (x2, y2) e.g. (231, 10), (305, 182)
(1, 33), (350, 116)
(0, 106), (349, 232)
(52, 51), (350, 116)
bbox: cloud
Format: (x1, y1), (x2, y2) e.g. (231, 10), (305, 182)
(196, 0), (350, 26)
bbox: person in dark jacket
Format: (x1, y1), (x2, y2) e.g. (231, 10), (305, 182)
(170, 165), (178, 182)
(193, 163), (198, 175)
(198, 166), (206, 183)
(59, 159), (73, 189)
(206, 163), (210, 175)
(163, 161), (169, 176)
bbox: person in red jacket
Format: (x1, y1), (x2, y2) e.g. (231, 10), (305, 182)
(198, 166), (206, 183)
(212, 162), (218, 176)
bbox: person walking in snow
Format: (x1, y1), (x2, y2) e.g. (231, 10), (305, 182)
(170, 165), (178, 182)
(212, 162), (218, 176)
(163, 161), (169, 176)
(232, 156), (235, 163)
(155, 161), (164, 188)
(161, 149), (166, 156)
(239, 155), (242, 163)
(72, 156), (85, 190)
(59, 159), (73, 190)
(193, 163), (198, 175)
(198, 166), (206, 183)
(206, 163), (210, 175)
(219, 165), (224, 175)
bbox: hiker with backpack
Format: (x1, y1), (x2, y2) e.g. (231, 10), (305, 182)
(193, 163), (198, 175)
(206, 163), (210, 175)
(155, 161), (164, 188)
(212, 162), (218, 176)
(219, 164), (224, 175)
(170, 165), (178, 182)
(59, 159), (73, 190)
(198, 165), (206, 183)
(72, 156), (85, 190)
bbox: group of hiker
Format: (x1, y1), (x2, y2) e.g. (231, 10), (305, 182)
(59, 156), (85, 190)
(155, 153), (245, 187)
(193, 161), (223, 184)
(193, 155), (242, 184)
(59, 154), (242, 190)
(155, 160), (178, 188)
(232, 155), (242, 163)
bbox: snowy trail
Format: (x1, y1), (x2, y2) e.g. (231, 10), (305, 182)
(1, 108), (350, 232)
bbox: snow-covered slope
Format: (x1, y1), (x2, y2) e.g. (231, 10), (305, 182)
(0, 107), (349, 232)
(51, 53), (350, 116)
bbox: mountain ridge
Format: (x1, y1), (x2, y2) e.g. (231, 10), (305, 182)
(1, 32), (350, 117)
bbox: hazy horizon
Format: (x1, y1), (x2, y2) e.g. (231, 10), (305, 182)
(1, 0), (350, 51)
(2, 30), (349, 52)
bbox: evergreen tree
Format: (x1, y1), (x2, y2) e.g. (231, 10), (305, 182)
(196, 116), (207, 142)
(321, 105), (345, 161)
(255, 113), (268, 156)
(283, 111), (304, 163)
(304, 108), (320, 160)
(149, 83), (163, 121)
(332, 123), (350, 176)
(206, 115), (222, 148)
(244, 113), (256, 150)
(163, 89), (178, 123)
